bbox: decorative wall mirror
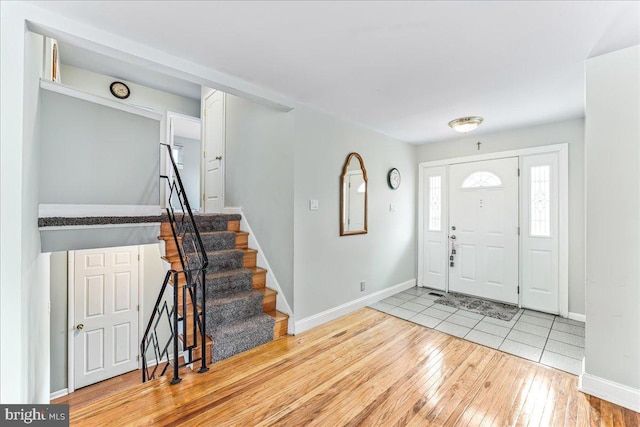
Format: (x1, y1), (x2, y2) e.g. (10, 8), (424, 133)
(340, 152), (368, 236)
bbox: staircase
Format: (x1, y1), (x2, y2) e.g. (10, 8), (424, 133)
(159, 214), (288, 364)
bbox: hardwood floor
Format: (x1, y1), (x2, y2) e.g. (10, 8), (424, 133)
(57, 308), (639, 426)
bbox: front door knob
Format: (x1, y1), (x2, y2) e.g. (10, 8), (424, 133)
(76, 324), (84, 330)
(215, 156), (222, 161)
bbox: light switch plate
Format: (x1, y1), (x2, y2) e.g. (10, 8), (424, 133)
(389, 203), (397, 212)
(309, 199), (319, 211)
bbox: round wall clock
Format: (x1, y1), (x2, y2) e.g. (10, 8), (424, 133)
(110, 81), (130, 99)
(388, 168), (401, 189)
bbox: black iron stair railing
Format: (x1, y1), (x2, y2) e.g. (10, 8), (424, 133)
(140, 143), (210, 384)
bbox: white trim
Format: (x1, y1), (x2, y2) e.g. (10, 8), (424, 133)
(558, 144), (569, 317)
(40, 79), (163, 121)
(417, 143), (569, 169)
(223, 207), (294, 332)
(50, 388), (68, 401)
(568, 312), (586, 323)
(39, 204), (162, 218)
(294, 279), (416, 335)
(579, 369), (640, 412)
(67, 251), (75, 394)
(417, 143), (569, 316)
(137, 246), (145, 370)
(39, 223), (161, 231)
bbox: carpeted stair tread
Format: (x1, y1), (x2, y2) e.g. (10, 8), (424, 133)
(190, 214), (241, 232)
(184, 231), (237, 253)
(188, 249), (244, 273)
(203, 268), (254, 294)
(203, 290), (266, 330)
(209, 314), (275, 362)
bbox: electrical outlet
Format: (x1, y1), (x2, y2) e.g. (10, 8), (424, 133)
(360, 281), (366, 292)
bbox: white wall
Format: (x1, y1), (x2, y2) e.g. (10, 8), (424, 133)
(0, 6), (51, 402)
(582, 45), (640, 410)
(416, 118), (586, 315)
(60, 64), (201, 142)
(39, 91), (160, 206)
(293, 106), (417, 321)
(225, 94), (295, 307)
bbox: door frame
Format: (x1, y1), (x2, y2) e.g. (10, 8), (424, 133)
(417, 143), (568, 316)
(66, 245), (145, 393)
(164, 111), (202, 211)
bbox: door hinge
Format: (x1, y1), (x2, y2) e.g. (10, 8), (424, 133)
(137, 305), (139, 312)
(138, 254), (140, 261)
(203, 151), (206, 158)
(202, 194), (205, 203)
(517, 286), (520, 294)
(517, 227), (520, 235)
(517, 168), (520, 177)
(137, 355), (140, 362)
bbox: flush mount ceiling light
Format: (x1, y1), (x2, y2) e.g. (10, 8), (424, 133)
(448, 116), (484, 133)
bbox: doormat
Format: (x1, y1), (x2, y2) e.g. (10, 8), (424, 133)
(434, 292), (519, 321)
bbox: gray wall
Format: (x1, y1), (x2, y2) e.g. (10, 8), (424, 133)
(49, 252), (68, 393)
(584, 46), (639, 393)
(174, 136), (201, 211)
(225, 94), (295, 308)
(416, 118), (586, 315)
(293, 106), (418, 320)
(39, 90), (160, 206)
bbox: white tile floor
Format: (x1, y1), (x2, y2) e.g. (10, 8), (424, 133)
(368, 286), (585, 375)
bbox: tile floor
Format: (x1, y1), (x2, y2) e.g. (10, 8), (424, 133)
(369, 286), (585, 375)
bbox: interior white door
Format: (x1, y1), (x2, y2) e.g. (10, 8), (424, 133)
(74, 246), (139, 389)
(520, 153), (559, 313)
(203, 90), (225, 213)
(449, 158), (519, 304)
(422, 166), (448, 290)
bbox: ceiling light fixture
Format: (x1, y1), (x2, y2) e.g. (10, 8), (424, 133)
(448, 116), (484, 133)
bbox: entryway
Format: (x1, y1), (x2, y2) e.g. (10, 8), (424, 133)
(418, 144), (568, 316)
(370, 286), (585, 375)
(70, 246), (141, 390)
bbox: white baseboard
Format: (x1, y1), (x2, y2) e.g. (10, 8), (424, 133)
(39, 204), (162, 218)
(579, 370), (640, 412)
(294, 278), (416, 335)
(568, 312), (586, 323)
(223, 207), (294, 332)
(50, 388), (68, 401)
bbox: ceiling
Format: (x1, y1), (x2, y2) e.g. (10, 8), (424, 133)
(30, 1), (640, 144)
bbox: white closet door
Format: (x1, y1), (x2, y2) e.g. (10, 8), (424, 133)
(74, 246), (139, 389)
(521, 153), (559, 313)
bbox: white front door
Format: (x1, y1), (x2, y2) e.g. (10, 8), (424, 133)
(74, 246), (139, 389)
(203, 90), (225, 213)
(448, 158), (519, 304)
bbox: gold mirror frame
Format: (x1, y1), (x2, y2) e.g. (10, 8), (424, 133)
(340, 152), (368, 236)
